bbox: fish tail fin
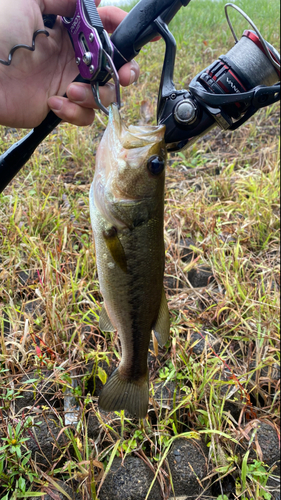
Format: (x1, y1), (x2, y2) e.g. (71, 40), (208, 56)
(98, 369), (149, 419)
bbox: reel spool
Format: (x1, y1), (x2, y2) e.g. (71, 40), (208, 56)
(197, 4), (280, 120)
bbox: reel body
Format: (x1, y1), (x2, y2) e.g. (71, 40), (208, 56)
(157, 4), (280, 151)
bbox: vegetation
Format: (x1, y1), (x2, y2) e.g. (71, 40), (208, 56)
(0, 0), (280, 498)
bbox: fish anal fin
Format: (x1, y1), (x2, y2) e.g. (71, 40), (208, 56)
(98, 368), (149, 419)
(99, 304), (115, 332)
(153, 288), (170, 348)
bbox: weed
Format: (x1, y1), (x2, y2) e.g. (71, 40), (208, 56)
(0, 418), (43, 498)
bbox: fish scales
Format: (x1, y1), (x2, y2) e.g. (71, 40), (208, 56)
(90, 105), (170, 418)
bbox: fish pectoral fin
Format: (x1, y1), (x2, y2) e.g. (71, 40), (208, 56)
(99, 368), (149, 419)
(103, 227), (127, 273)
(153, 288), (170, 348)
(99, 305), (115, 332)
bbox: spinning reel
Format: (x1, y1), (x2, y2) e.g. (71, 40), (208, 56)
(155, 3), (280, 151)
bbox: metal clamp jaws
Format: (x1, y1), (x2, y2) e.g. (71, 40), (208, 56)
(62, 0), (120, 115)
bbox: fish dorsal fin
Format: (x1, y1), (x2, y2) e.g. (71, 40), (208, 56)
(153, 288), (170, 347)
(99, 305), (115, 332)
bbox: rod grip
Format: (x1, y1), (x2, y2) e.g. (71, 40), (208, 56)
(0, 75), (87, 194)
(0, 112), (61, 193)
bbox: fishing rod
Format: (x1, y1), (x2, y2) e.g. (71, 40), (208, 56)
(0, 0), (280, 193)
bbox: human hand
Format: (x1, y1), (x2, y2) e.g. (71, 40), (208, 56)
(0, 0), (139, 128)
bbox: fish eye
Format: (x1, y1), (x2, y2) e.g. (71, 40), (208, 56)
(147, 155), (165, 176)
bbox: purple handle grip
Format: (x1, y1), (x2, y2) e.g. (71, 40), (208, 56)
(62, 0), (102, 81)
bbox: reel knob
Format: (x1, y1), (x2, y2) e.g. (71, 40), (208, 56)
(174, 99), (197, 125)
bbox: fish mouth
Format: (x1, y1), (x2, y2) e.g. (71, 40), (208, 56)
(109, 104), (166, 149)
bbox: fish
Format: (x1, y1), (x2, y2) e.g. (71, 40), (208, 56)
(89, 104), (170, 418)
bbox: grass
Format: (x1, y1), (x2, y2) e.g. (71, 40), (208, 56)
(0, 0), (280, 498)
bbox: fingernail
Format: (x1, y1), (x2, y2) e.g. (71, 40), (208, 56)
(48, 97), (63, 111)
(129, 69), (137, 85)
(68, 84), (86, 103)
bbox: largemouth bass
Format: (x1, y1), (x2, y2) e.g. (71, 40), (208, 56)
(89, 105), (170, 418)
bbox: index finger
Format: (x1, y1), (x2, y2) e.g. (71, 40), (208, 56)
(41, 2), (127, 35)
(97, 6), (128, 33)
(41, 0), (102, 17)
